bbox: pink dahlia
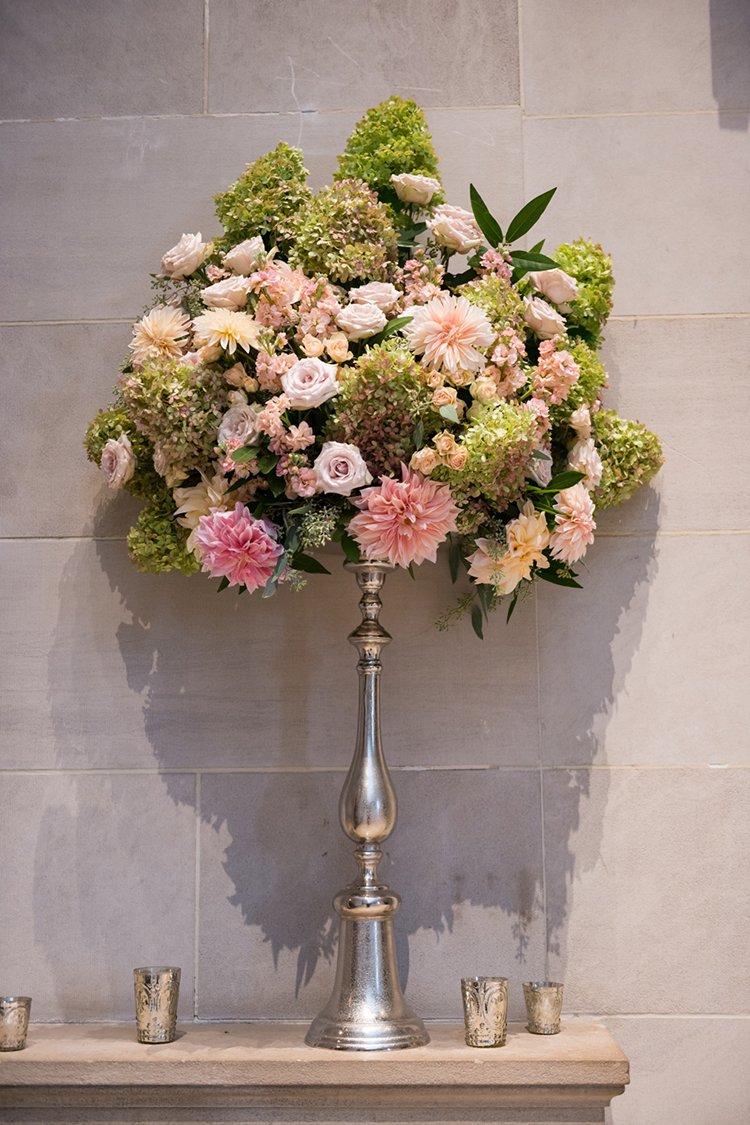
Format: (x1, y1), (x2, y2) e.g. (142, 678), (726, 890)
(193, 503), (283, 590)
(401, 293), (495, 375)
(549, 483), (596, 565)
(348, 465), (459, 569)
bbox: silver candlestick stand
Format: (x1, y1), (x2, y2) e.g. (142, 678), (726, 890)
(305, 562), (430, 1051)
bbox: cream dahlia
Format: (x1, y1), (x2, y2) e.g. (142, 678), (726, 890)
(192, 309), (260, 355)
(348, 465), (459, 569)
(549, 483), (596, 564)
(130, 306), (190, 365)
(467, 501), (550, 595)
(401, 294), (494, 375)
(173, 469), (232, 555)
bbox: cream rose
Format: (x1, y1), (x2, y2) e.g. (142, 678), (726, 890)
(325, 332), (352, 363)
(222, 237), (265, 274)
(528, 268), (579, 310)
(336, 303), (387, 340)
(161, 232), (209, 278)
(200, 275), (252, 309)
(100, 433), (135, 489)
(427, 204), (483, 254)
(523, 296), (567, 339)
(568, 437), (603, 490)
(447, 447), (468, 471)
(434, 431), (458, 458)
(470, 376), (498, 404)
(410, 448), (439, 475)
(526, 447), (553, 487)
(281, 357), (339, 408)
(218, 403), (263, 448)
(569, 405), (592, 438)
(432, 385), (459, 409)
(390, 172), (441, 206)
(349, 281), (400, 311)
(313, 442), (372, 495)
(301, 334), (326, 358)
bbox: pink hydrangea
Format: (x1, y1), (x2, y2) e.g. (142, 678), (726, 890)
(348, 465), (459, 569)
(194, 503), (283, 589)
(549, 483), (596, 564)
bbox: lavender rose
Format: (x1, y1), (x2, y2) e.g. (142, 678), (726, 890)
(218, 403), (263, 447)
(313, 442), (372, 495)
(161, 232), (209, 278)
(100, 433), (135, 489)
(336, 303), (387, 341)
(280, 357), (339, 409)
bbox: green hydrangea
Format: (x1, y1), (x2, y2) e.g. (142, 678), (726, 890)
(549, 341), (608, 427)
(335, 96), (444, 226)
(121, 358), (227, 482)
(459, 273), (524, 335)
(554, 238), (614, 346)
(84, 405), (162, 501)
(214, 142), (312, 254)
(289, 179), (398, 283)
(593, 409), (664, 507)
(432, 400), (538, 512)
(127, 493), (200, 575)
(326, 344), (433, 477)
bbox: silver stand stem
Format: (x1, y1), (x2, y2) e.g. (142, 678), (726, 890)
(305, 562), (430, 1051)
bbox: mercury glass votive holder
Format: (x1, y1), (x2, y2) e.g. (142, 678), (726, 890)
(523, 980), (564, 1034)
(133, 967), (181, 1044)
(461, 976), (508, 1048)
(0, 997), (31, 1051)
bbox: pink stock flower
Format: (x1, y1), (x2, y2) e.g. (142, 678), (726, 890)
(533, 338), (580, 405)
(193, 503), (283, 590)
(348, 465), (459, 569)
(549, 483), (596, 564)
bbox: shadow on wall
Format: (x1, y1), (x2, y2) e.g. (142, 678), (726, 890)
(45, 494), (658, 1013)
(711, 0), (750, 129)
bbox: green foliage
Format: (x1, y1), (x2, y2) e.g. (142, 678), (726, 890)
(83, 405), (162, 500)
(289, 179), (398, 283)
(335, 97), (444, 226)
(593, 409), (664, 507)
(459, 273), (524, 335)
(326, 344), (434, 477)
(553, 238), (614, 346)
(127, 493), (200, 575)
(214, 142), (312, 254)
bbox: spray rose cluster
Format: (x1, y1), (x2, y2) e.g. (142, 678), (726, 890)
(85, 96), (662, 632)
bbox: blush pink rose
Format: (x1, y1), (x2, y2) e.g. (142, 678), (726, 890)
(281, 357), (339, 408)
(100, 433), (135, 489)
(161, 232), (209, 278)
(313, 442), (372, 495)
(336, 303), (387, 340)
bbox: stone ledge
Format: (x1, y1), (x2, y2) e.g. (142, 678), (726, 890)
(0, 1021), (629, 1123)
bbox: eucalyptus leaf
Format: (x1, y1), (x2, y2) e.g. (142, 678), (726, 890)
(268, 474), (286, 498)
(469, 183), (503, 247)
(412, 419), (424, 448)
(509, 250), (561, 272)
(538, 560), (583, 589)
(471, 601), (484, 639)
(505, 188), (556, 245)
(506, 589), (520, 623)
(448, 534), (459, 584)
(291, 552), (331, 575)
(439, 404), (460, 424)
(231, 445), (258, 464)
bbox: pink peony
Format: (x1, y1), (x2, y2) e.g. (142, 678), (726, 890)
(193, 503), (283, 590)
(549, 483), (596, 564)
(348, 465), (459, 569)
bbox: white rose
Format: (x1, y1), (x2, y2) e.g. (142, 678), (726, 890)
(569, 405), (592, 438)
(200, 275), (252, 309)
(222, 237), (265, 274)
(281, 357), (340, 408)
(100, 433), (135, 489)
(390, 173), (441, 206)
(313, 442), (372, 495)
(470, 376), (498, 404)
(218, 403), (263, 447)
(348, 282), (400, 311)
(568, 437), (603, 490)
(161, 232), (209, 278)
(336, 303), (387, 341)
(523, 296), (567, 339)
(527, 268), (579, 311)
(427, 204), (483, 254)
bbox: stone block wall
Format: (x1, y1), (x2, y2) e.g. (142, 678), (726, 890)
(1, 2), (749, 1121)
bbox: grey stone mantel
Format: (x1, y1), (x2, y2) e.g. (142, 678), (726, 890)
(0, 1020), (628, 1124)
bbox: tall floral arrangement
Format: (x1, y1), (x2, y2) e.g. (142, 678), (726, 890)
(86, 97), (662, 636)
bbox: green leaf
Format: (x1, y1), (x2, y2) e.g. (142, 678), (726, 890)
(397, 221), (427, 247)
(439, 404), (460, 424)
(231, 445), (258, 464)
(529, 239), (545, 253)
(509, 250), (561, 272)
(505, 188), (556, 245)
(284, 526), (300, 556)
(469, 183), (503, 247)
(412, 419), (424, 449)
(216, 576), (230, 593)
(252, 500), (266, 519)
(448, 534), (460, 584)
(368, 315), (414, 347)
(471, 601), (485, 639)
(506, 589), (520, 623)
(267, 473), (286, 498)
(538, 560), (583, 589)
(546, 470), (586, 492)
(224, 478), (247, 492)
(340, 531), (361, 564)
(237, 584), (247, 595)
(257, 451), (279, 474)
(407, 562), (416, 580)
(290, 552), (331, 575)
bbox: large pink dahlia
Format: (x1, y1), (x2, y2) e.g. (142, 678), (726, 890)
(549, 483), (596, 564)
(401, 293), (495, 375)
(348, 465), (459, 569)
(193, 503), (283, 589)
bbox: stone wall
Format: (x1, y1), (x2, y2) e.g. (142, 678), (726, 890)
(1, 2), (749, 1121)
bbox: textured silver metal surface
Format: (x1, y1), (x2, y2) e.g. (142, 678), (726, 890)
(133, 967), (180, 1044)
(523, 980), (564, 1035)
(306, 563), (429, 1052)
(0, 997), (31, 1051)
(461, 977), (508, 1048)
